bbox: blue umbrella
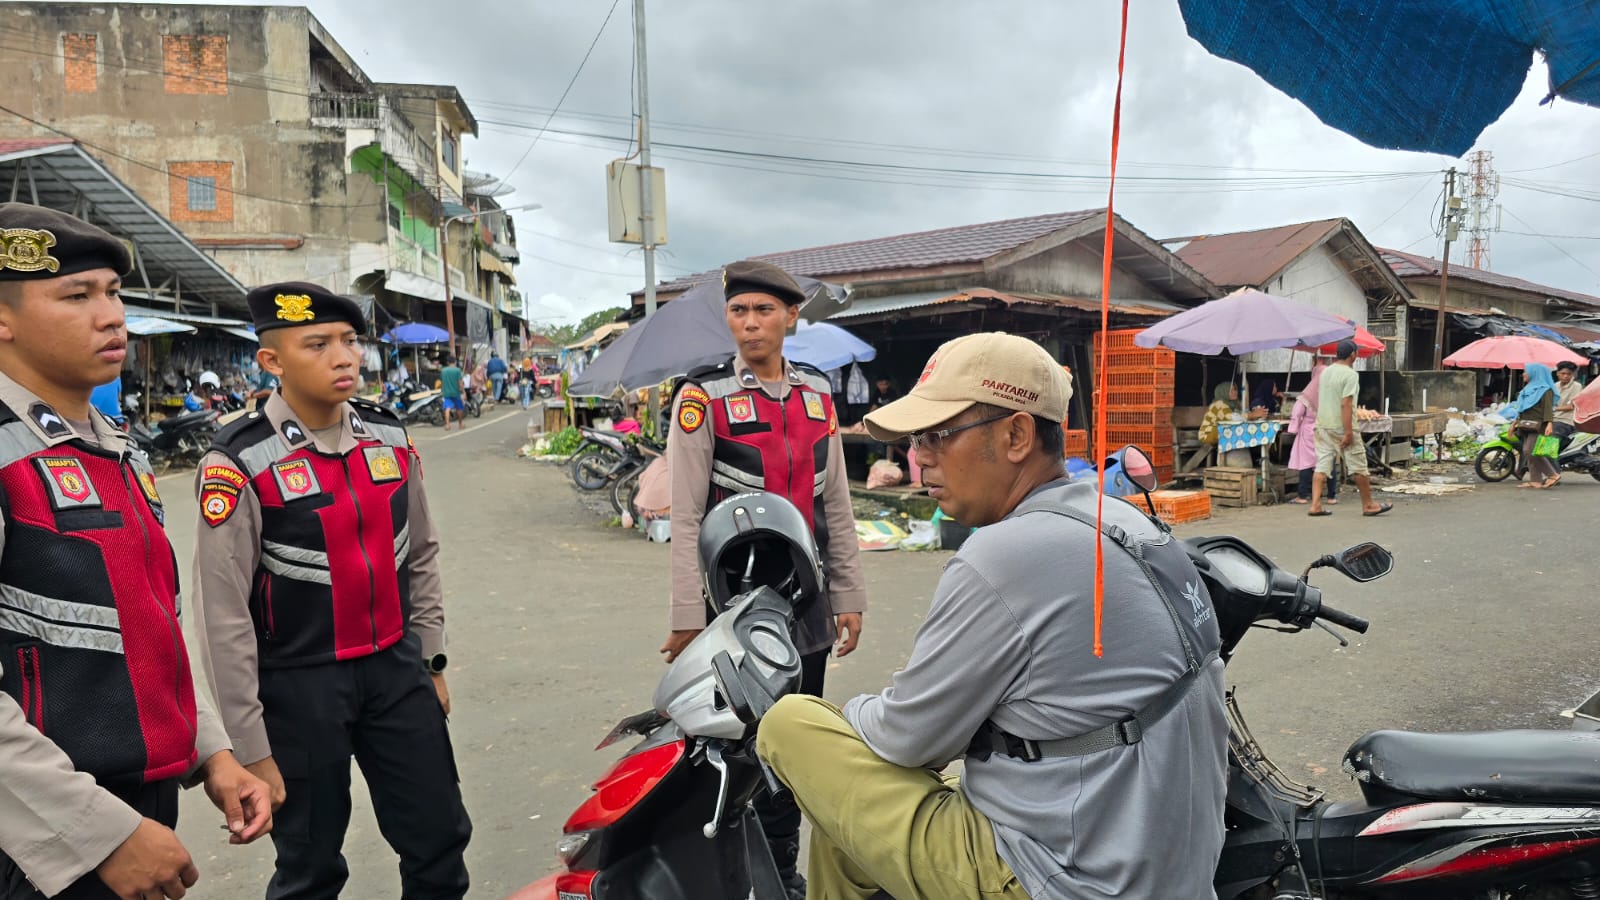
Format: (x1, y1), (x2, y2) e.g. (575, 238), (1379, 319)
(785, 320), (876, 372)
(1180, 1), (1600, 155)
(383, 322), (450, 345)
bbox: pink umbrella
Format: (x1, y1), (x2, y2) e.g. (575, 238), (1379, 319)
(1443, 335), (1587, 370)
(1295, 324), (1385, 358)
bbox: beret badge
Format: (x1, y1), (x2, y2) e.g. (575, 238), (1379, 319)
(0, 228), (60, 274)
(275, 294), (316, 323)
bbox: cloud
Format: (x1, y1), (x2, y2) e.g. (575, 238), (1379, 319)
(140, 0), (1600, 301)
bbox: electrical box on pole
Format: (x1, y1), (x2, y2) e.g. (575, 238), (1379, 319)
(606, 160), (667, 246)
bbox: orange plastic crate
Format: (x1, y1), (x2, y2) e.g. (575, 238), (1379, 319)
(1063, 428), (1089, 458)
(1102, 369), (1175, 389)
(1148, 489), (1211, 523)
(1104, 425), (1176, 457)
(1104, 408), (1173, 428)
(1102, 385), (1177, 409)
(1095, 329), (1145, 352)
(1095, 347), (1176, 370)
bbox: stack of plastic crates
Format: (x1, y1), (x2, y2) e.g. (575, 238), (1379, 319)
(1094, 329), (1176, 484)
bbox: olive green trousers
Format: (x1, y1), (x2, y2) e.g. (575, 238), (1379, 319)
(756, 694), (1030, 900)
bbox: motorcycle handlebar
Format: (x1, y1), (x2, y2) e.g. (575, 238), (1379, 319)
(1317, 603), (1369, 634)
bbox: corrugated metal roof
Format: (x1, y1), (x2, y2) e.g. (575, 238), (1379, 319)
(651, 210), (1107, 294)
(835, 287), (1181, 321)
(1171, 219), (1342, 287)
(1381, 247), (1600, 310)
(0, 142), (246, 308)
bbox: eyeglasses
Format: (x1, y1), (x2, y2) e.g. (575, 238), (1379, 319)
(906, 413), (1012, 454)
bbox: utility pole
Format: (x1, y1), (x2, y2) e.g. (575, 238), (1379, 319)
(635, 0), (656, 318)
(437, 184), (457, 361)
(1433, 167), (1460, 371)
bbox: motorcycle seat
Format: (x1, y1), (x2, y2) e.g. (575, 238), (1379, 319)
(1345, 729), (1600, 804)
(158, 410), (215, 430)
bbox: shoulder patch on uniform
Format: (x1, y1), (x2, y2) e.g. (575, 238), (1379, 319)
(829, 409), (838, 435)
(202, 464), (248, 489)
(802, 391), (827, 422)
(201, 483), (240, 527)
(680, 385), (710, 406)
(364, 445), (404, 483)
(678, 398), (706, 434)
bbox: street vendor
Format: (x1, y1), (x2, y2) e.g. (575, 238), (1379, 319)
(662, 259), (867, 900)
(1200, 381), (1266, 445)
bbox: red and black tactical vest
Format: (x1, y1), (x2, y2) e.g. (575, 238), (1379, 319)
(682, 359), (839, 651)
(0, 402), (198, 788)
(211, 401), (416, 668)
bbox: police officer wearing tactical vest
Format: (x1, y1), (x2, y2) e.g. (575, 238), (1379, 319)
(757, 333), (1229, 900)
(0, 204), (273, 900)
(190, 282), (471, 899)
(663, 260), (867, 899)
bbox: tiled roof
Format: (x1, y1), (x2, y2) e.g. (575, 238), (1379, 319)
(0, 138), (73, 156)
(1170, 219), (1342, 287)
(651, 209), (1105, 293)
(1380, 247), (1600, 309)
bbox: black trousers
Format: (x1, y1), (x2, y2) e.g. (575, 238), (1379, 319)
(1, 781), (178, 900)
(753, 649), (829, 861)
(260, 634), (471, 900)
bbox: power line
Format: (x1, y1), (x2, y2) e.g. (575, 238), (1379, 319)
(484, 0), (623, 193)
(1500, 206), (1600, 285)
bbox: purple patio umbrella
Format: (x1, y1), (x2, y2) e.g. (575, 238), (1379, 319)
(1133, 288), (1355, 355)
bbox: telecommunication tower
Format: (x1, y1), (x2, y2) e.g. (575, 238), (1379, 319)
(1464, 149), (1500, 270)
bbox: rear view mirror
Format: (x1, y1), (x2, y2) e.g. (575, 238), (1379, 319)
(1115, 445), (1159, 492)
(1331, 543), (1394, 583)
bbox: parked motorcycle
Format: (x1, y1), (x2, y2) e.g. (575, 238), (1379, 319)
(569, 428), (664, 507)
(1474, 425), (1600, 482)
(518, 448), (1600, 900)
(127, 406), (219, 467)
(383, 380), (443, 427)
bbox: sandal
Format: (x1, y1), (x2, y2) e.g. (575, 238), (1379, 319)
(1290, 497), (1309, 505)
(1308, 509), (1333, 517)
(1363, 503), (1394, 517)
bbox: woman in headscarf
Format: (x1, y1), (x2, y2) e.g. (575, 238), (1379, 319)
(1200, 382), (1239, 446)
(1251, 377), (1283, 416)
(1286, 362), (1338, 504)
(1507, 362), (1560, 488)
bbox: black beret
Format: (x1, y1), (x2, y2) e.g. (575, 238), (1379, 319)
(0, 202), (132, 282)
(247, 281), (367, 335)
(723, 259), (806, 306)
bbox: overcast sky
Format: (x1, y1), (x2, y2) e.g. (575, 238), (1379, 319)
(179, 1), (1600, 322)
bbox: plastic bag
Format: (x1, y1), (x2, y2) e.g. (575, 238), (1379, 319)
(900, 520), (939, 551)
(1533, 434), (1561, 459)
(866, 460), (904, 489)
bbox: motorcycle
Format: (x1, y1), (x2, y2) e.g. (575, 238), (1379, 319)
(518, 448), (1600, 900)
(569, 428), (664, 505)
(512, 492), (814, 900)
(383, 380), (443, 427)
(1474, 425), (1600, 482)
(126, 404), (219, 467)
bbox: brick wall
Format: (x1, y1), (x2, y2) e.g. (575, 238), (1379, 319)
(168, 161), (234, 223)
(63, 33), (97, 93)
(163, 34), (228, 95)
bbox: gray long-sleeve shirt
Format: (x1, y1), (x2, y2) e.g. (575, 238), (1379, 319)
(844, 480), (1228, 899)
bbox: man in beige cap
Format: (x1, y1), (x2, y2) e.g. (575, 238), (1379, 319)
(756, 332), (1228, 900)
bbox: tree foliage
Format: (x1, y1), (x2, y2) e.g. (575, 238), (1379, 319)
(534, 307), (627, 347)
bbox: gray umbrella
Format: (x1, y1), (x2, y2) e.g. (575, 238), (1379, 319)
(567, 276), (847, 397)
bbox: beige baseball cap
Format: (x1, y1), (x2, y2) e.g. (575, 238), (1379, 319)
(863, 332), (1073, 442)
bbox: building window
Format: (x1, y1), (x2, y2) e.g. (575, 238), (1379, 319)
(168, 161), (234, 223)
(187, 176), (217, 211)
(441, 129), (459, 175)
(387, 202), (403, 231)
(163, 35), (228, 95)
(63, 34), (97, 93)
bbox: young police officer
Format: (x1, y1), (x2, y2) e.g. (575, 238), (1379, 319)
(0, 203), (272, 900)
(662, 260), (867, 899)
(190, 282), (471, 899)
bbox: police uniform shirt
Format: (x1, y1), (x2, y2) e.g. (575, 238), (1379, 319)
(0, 370), (232, 897)
(188, 391), (448, 766)
(667, 354), (867, 632)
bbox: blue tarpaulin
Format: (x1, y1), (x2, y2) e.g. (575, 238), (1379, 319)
(1179, 1), (1600, 155)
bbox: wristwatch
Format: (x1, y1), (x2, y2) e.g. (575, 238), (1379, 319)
(425, 652), (448, 674)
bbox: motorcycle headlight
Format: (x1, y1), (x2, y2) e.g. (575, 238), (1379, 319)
(556, 831), (591, 866)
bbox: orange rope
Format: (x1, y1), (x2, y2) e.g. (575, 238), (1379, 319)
(1093, 0), (1131, 658)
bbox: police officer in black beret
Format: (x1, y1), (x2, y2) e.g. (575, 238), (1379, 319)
(0, 203), (273, 900)
(190, 281), (472, 898)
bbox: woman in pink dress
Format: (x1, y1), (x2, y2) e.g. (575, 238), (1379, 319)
(1287, 362), (1339, 505)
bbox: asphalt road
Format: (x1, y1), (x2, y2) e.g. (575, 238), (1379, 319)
(158, 410), (1600, 898)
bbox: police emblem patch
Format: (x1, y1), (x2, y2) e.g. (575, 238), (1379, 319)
(274, 294), (315, 323)
(802, 391), (827, 422)
(0, 228), (60, 274)
(829, 409), (838, 436)
(201, 483), (239, 527)
(34, 457), (101, 509)
(364, 445), (403, 483)
(725, 395), (756, 424)
(138, 472), (161, 506)
(678, 400), (706, 434)
(272, 459), (322, 498)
